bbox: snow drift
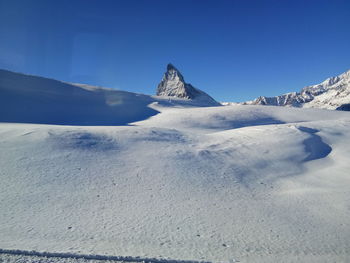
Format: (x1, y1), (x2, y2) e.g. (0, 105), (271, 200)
(0, 69), (159, 125)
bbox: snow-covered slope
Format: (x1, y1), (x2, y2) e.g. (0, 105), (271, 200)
(244, 69), (350, 110)
(1, 69), (350, 262)
(156, 64), (219, 106)
(0, 69), (159, 125)
(1, 103), (350, 262)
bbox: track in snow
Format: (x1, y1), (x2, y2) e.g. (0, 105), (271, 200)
(0, 249), (213, 263)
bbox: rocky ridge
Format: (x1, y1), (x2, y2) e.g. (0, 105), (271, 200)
(244, 69), (350, 110)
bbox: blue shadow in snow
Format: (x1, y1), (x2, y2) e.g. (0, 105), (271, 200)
(297, 126), (332, 162)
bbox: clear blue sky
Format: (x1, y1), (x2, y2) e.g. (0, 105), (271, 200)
(0, 0), (349, 102)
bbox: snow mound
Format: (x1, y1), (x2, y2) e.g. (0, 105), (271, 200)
(136, 103), (349, 133)
(0, 69), (162, 125)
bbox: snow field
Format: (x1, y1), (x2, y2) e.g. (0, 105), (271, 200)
(1, 104), (350, 262)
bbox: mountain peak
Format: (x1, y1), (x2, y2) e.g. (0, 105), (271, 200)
(167, 63), (177, 71)
(156, 64), (219, 105)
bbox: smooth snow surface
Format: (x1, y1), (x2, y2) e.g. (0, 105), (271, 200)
(1, 103), (350, 262)
(0, 69), (158, 125)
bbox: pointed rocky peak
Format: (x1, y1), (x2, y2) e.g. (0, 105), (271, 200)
(160, 63), (185, 86)
(156, 63), (219, 105)
(167, 63), (177, 71)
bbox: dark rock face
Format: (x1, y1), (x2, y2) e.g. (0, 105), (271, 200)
(156, 64), (218, 105)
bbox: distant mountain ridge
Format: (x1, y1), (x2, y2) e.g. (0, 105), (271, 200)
(244, 69), (350, 110)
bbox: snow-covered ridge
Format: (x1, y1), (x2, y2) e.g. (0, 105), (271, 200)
(156, 64), (219, 106)
(0, 68), (219, 125)
(243, 69), (350, 110)
(0, 69), (162, 125)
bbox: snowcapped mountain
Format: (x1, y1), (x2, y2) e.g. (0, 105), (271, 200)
(156, 64), (219, 105)
(244, 69), (350, 110)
